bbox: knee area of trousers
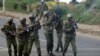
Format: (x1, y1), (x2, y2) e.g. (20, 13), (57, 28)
(37, 47), (41, 50)
(14, 50), (17, 53)
(14, 45), (17, 48)
(8, 49), (12, 52)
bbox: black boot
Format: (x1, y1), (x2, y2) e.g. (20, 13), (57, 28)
(37, 48), (41, 56)
(9, 54), (12, 56)
(24, 53), (29, 56)
(74, 52), (76, 56)
(14, 53), (17, 56)
(62, 52), (65, 56)
(8, 53), (12, 56)
(60, 48), (63, 52)
(49, 51), (55, 56)
(55, 48), (59, 52)
(27, 54), (29, 56)
(19, 52), (22, 56)
(50, 53), (55, 56)
(38, 54), (41, 56)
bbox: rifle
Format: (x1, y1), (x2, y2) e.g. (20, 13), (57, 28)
(54, 14), (62, 29)
(73, 15), (82, 29)
(23, 23), (38, 32)
(5, 30), (16, 37)
(72, 18), (80, 30)
(47, 10), (55, 24)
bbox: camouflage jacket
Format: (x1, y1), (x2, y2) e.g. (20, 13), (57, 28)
(17, 24), (30, 41)
(63, 20), (76, 34)
(42, 16), (53, 33)
(53, 16), (63, 32)
(1, 22), (16, 39)
(29, 21), (41, 39)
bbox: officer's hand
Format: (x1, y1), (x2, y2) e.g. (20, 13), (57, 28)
(67, 29), (71, 31)
(24, 28), (29, 33)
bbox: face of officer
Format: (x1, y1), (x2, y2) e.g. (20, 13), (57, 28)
(8, 19), (13, 25)
(68, 17), (73, 22)
(21, 18), (26, 26)
(29, 16), (35, 22)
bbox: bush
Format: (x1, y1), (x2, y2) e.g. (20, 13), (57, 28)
(13, 3), (18, 10)
(20, 2), (27, 10)
(0, 2), (2, 7)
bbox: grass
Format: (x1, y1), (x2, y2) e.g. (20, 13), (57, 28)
(67, 2), (100, 25)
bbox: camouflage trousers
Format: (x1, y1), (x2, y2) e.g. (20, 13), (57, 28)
(6, 38), (17, 56)
(55, 30), (63, 51)
(18, 40), (28, 56)
(63, 34), (77, 56)
(28, 34), (41, 56)
(44, 32), (54, 54)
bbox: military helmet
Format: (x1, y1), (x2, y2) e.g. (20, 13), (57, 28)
(43, 11), (49, 15)
(29, 13), (35, 21)
(67, 13), (73, 18)
(67, 13), (73, 22)
(19, 16), (26, 22)
(8, 17), (13, 21)
(29, 13), (34, 18)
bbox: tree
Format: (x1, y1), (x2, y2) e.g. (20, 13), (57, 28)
(45, 0), (54, 1)
(0, 0), (2, 7)
(70, 0), (79, 4)
(85, 0), (94, 9)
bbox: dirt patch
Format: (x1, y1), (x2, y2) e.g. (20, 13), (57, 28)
(0, 11), (29, 19)
(78, 28), (100, 37)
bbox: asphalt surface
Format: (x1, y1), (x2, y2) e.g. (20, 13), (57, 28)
(0, 16), (100, 56)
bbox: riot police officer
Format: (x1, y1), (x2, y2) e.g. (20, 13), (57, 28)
(52, 4), (64, 52)
(42, 11), (55, 56)
(1, 17), (17, 56)
(27, 14), (41, 56)
(62, 14), (77, 56)
(17, 17), (29, 56)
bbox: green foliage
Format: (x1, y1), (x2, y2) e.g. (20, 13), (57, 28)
(4, 0), (40, 12)
(0, 1), (2, 7)
(5, 0), (15, 10)
(31, 1), (67, 19)
(69, 1), (100, 25)
(94, 0), (100, 9)
(85, 0), (94, 8)
(45, 0), (54, 1)
(3, 0), (100, 25)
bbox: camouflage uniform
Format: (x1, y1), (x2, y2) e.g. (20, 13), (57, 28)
(54, 17), (63, 52)
(1, 19), (17, 56)
(17, 18), (29, 56)
(27, 15), (41, 56)
(42, 11), (54, 55)
(53, 5), (63, 52)
(62, 19), (77, 56)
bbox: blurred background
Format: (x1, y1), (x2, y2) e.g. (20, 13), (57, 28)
(0, 0), (100, 25)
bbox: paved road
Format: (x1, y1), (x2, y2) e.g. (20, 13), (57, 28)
(0, 16), (100, 56)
